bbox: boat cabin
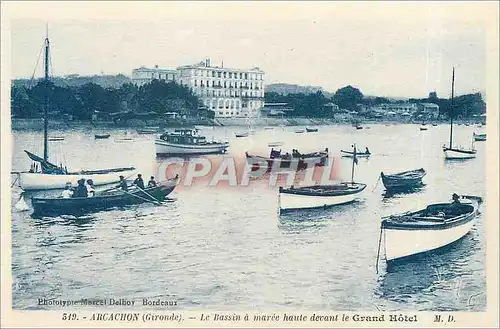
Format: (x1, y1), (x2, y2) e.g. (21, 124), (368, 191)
(159, 129), (209, 145)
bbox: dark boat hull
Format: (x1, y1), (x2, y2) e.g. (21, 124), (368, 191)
(31, 179), (178, 217)
(95, 134), (110, 139)
(380, 169), (426, 191)
(245, 151), (328, 172)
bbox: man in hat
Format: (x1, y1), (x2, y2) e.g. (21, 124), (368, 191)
(72, 178), (88, 198)
(86, 179), (96, 197)
(116, 175), (129, 191)
(133, 173), (145, 190)
(147, 176), (157, 188)
(452, 193), (461, 205)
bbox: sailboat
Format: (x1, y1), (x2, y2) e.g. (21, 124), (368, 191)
(17, 29), (136, 191)
(442, 68), (477, 160)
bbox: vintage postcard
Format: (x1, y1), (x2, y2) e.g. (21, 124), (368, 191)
(1, 1), (499, 328)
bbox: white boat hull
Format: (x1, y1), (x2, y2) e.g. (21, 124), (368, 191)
(155, 140), (228, 155)
(443, 149), (476, 159)
(19, 169), (136, 191)
(279, 189), (362, 212)
(384, 217), (476, 262)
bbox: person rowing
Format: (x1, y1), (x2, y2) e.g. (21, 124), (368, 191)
(147, 176), (157, 188)
(116, 175), (129, 191)
(133, 174), (145, 189)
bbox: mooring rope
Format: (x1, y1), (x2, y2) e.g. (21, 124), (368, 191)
(375, 226), (383, 274)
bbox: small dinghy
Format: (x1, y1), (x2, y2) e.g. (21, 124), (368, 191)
(137, 127), (159, 134)
(235, 132), (249, 138)
(419, 125), (428, 131)
(380, 168), (426, 191)
(379, 194), (482, 264)
(95, 134), (110, 139)
(306, 127), (318, 132)
(295, 129), (305, 134)
(355, 125), (363, 130)
(473, 132), (486, 141)
(268, 141), (284, 147)
(278, 183), (366, 214)
(49, 136), (65, 141)
(341, 148), (371, 158)
(278, 143), (365, 214)
(31, 175), (179, 217)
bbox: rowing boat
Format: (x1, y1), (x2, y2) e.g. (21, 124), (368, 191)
(380, 195), (482, 264)
(380, 168), (426, 191)
(340, 149), (371, 158)
(278, 183), (366, 214)
(245, 148), (329, 172)
(31, 175), (179, 217)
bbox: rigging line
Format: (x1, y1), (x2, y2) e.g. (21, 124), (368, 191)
(30, 41), (46, 83)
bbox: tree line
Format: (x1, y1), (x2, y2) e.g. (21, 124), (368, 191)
(11, 79), (207, 120)
(265, 85), (486, 118)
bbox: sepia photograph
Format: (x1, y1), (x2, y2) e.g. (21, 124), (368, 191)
(1, 1), (498, 327)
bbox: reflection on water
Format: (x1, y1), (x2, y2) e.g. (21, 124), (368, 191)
(10, 124), (486, 311)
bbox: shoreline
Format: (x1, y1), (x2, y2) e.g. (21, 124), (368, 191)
(10, 117), (483, 131)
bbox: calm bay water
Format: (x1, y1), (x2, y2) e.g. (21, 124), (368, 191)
(11, 123), (486, 311)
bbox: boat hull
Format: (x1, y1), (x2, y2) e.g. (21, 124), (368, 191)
(340, 150), (371, 158)
(19, 168), (136, 191)
(383, 215), (476, 262)
(278, 183), (366, 213)
(155, 140), (228, 155)
(246, 152), (328, 172)
(31, 179), (177, 217)
(381, 169), (426, 190)
(443, 147), (476, 159)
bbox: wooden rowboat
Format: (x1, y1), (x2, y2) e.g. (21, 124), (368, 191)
(95, 134), (110, 139)
(306, 127), (318, 132)
(473, 132), (486, 141)
(340, 149), (371, 158)
(278, 183), (366, 214)
(245, 148), (328, 172)
(380, 168), (426, 191)
(380, 195), (482, 264)
(31, 175), (179, 217)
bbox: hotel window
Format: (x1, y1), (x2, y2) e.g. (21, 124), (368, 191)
(219, 112), (223, 115)
(240, 73), (243, 79)
(223, 72), (227, 78)
(224, 81), (227, 88)
(212, 81), (215, 87)
(229, 72), (232, 78)
(194, 80), (197, 86)
(212, 71), (216, 77)
(218, 72), (221, 78)
(245, 73), (248, 79)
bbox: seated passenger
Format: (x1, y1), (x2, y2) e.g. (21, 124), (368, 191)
(60, 185), (73, 199)
(72, 179), (88, 198)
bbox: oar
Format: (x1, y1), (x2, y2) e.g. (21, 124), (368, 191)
(134, 185), (164, 204)
(120, 189), (162, 206)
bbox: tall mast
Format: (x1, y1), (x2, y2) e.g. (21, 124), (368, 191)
(351, 143), (356, 184)
(449, 67), (455, 149)
(43, 25), (50, 161)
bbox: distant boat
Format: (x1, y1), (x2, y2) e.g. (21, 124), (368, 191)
(443, 68), (477, 160)
(278, 144), (365, 214)
(380, 168), (426, 191)
(137, 127), (159, 134)
(341, 148), (371, 158)
(432, 123), (438, 126)
(31, 175), (179, 217)
(235, 132), (249, 138)
(48, 136), (65, 141)
(356, 125), (363, 130)
(473, 132), (486, 141)
(380, 195), (482, 263)
(264, 127), (274, 130)
(419, 125), (428, 131)
(306, 127), (318, 132)
(95, 133), (110, 139)
(268, 141), (284, 147)
(295, 129), (305, 134)
(245, 148), (329, 172)
(156, 128), (228, 156)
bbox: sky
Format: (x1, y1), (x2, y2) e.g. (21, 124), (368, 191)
(4, 2), (495, 98)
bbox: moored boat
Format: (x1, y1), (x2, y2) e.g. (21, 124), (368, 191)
(380, 194), (482, 263)
(295, 129), (305, 134)
(155, 128), (229, 156)
(137, 127), (159, 134)
(16, 31), (135, 191)
(268, 141), (284, 147)
(235, 132), (249, 138)
(341, 148), (371, 158)
(473, 132), (486, 141)
(419, 125), (428, 131)
(95, 134), (110, 139)
(49, 136), (65, 141)
(306, 127), (318, 132)
(443, 68), (476, 160)
(380, 168), (426, 191)
(356, 125), (363, 130)
(31, 175), (179, 217)
(245, 148), (328, 172)
(278, 183), (366, 214)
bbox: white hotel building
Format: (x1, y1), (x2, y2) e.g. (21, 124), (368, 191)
(132, 58), (265, 118)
